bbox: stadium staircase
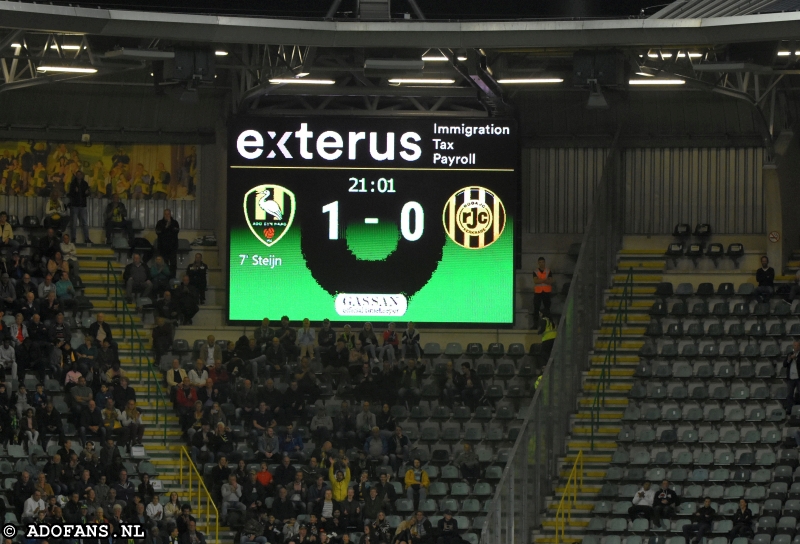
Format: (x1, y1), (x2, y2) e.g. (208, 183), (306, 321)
(75, 245), (228, 544)
(532, 248), (664, 544)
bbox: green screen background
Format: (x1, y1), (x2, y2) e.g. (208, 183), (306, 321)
(228, 222), (514, 323)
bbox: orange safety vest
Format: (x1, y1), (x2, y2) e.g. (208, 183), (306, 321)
(534, 268), (552, 294)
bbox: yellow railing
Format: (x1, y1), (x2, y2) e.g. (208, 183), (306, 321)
(554, 450), (584, 544)
(179, 446), (220, 543)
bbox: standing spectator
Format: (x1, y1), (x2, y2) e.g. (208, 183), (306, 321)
(123, 254), (152, 303)
(728, 499), (754, 542)
(103, 194), (133, 246)
(186, 253), (208, 304)
(317, 319), (336, 359)
(67, 170), (92, 244)
(379, 323), (399, 364)
(785, 339), (800, 410)
(359, 323), (379, 364)
(755, 255), (775, 303)
(400, 322), (420, 363)
(151, 317), (174, 364)
(403, 459), (429, 511)
(398, 359), (424, 409)
(652, 479), (679, 528)
(628, 481), (655, 522)
(0, 212), (18, 259)
(277, 316), (298, 362)
(297, 318), (316, 360)
(683, 498), (715, 544)
(532, 257), (554, 327)
(156, 209), (180, 277)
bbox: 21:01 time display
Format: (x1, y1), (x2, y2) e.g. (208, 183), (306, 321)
(349, 177), (396, 193)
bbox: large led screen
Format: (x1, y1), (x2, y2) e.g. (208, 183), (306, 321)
(227, 116), (518, 324)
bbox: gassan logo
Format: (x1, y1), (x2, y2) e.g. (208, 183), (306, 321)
(243, 184), (296, 247)
(443, 186), (506, 249)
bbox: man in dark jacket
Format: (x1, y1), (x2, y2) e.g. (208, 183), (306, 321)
(682, 498), (715, 544)
(87, 313), (114, 347)
(271, 487), (296, 524)
(103, 193), (133, 246)
(785, 340), (800, 411)
(67, 170), (92, 244)
(155, 209), (180, 277)
(79, 400), (106, 444)
(436, 510), (460, 544)
(652, 479), (680, 528)
(173, 276), (199, 325)
(273, 455), (297, 488)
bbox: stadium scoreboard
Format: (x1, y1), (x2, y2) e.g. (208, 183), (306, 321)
(227, 116), (518, 324)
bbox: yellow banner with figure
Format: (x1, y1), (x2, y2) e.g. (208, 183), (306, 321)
(0, 141), (198, 199)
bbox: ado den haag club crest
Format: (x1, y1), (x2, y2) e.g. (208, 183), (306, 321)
(243, 184), (296, 247)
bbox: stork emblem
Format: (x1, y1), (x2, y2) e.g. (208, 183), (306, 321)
(243, 183), (296, 247)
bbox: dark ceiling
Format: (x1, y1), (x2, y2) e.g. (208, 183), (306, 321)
(20, 0), (670, 20)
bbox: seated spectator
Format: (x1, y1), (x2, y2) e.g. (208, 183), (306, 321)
(199, 335), (221, 368)
(101, 398), (122, 442)
(174, 379), (199, 420)
(22, 489), (46, 523)
(628, 481), (655, 521)
(652, 479), (679, 528)
(103, 193), (133, 246)
(19, 291), (39, 322)
(728, 499), (754, 542)
(683, 498), (715, 544)
(69, 376), (93, 416)
(20, 407), (39, 450)
(377, 403), (396, 441)
(400, 322), (420, 362)
(208, 359), (229, 389)
(60, 233), (80, 276)
(9, 312), (27, 347)
(410, 511), (432, 544)
(120, 399), (144, 447)
(88, 313), (113, 347)
(0, 212), (19, 259)
(388, 427), (410, 473)
(280, 423), (306, 461)
(258, 426), (280, 462)
(156, 290), (181, 323)
(404, 459), (429, 511)
(287, 471), (308, 515)
(188, 359), (208, 388)
(234, 379), (258, 422)
(436, 510), (460, 544)
(55, 273), (75, 305)
(38, 274), (56, 300)
(123, 253), (152, 303)
(38, 228), (61, 261)
(43, 191), (69, 232)
(210, 422), (233, 459)
(0, 274), (15, 312)
(364, 426), (389, 467)
(190, 422), (215, 465)
(271, 487), (295, 524)
(150, 256), (171, 296)
(0, 336), (16, 382)
(221, 474), (246, 523)
(173, 276), (199, 325)
(453, 443), (481, 484)
(310, 407), (333, 445)
(186, 253), (209, 305)
(378, 323), (399, 364)
(755, 255), (775, 303)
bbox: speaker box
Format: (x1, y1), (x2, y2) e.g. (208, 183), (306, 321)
(573, 50), (627, 87)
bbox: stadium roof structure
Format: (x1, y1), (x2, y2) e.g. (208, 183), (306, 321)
(0, 0), (799, 142)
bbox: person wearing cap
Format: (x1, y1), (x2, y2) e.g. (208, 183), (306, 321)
(436, 510), (459, 544)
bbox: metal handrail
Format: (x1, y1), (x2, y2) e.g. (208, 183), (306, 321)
(554, 450), (584, 544)
(590, 267), (633, 449)
(105, 261), (168, 445)
(180, 446), (220, 543)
